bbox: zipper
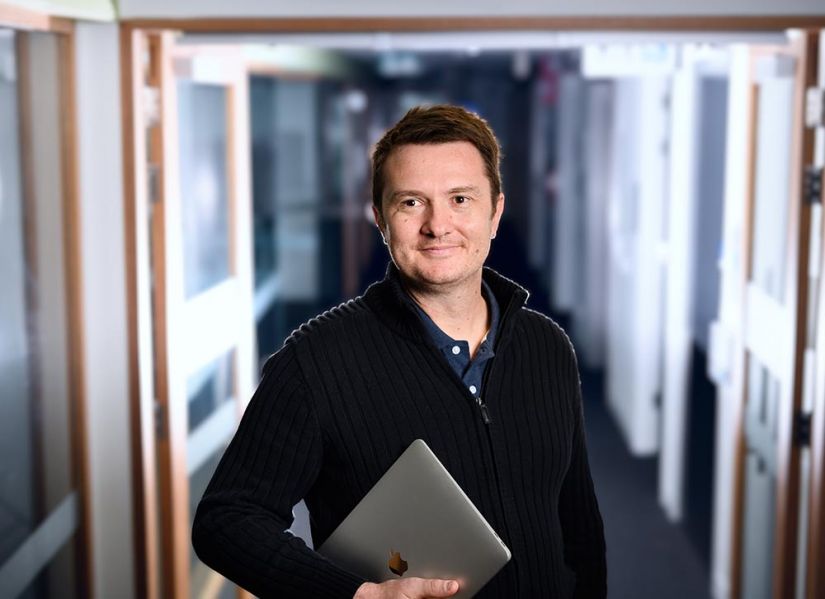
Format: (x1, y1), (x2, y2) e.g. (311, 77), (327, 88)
(476, 396), (492, 424)
(475, 360), (495, 424)
(476, 293), (521, 594)
(472, 290), (519, 426)
(476, 356), (520, 595)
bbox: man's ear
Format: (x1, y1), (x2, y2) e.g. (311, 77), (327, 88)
(491, 193), (505, 239)
(372, 204), (388, 243)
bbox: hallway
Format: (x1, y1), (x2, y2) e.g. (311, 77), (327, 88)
(493, 223), (712, 598)
(3, 5), (824, 595)
(582, 369), (711, 599)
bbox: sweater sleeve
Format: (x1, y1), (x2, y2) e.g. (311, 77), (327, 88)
(557, 346), (607, 599)
(191, 342), (366, 598)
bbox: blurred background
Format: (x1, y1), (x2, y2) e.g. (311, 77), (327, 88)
(1, 1), (825, 599)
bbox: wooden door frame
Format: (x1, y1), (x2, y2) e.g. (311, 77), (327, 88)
(123, 27), (256, 599)
(120, 26), (160, 599)
(806, 30), (825, 599)
(728, 31), (820, 599)
(773, 30), (818, 599)
(1, 2), (92, 598)
(164, 38), (255, 599)
(122, 15), (825, 33)
(0, 2), (72, 33)
(119, 15), (824, 599)
(148, 31), (186, 599)
(808, 167), (825, 599)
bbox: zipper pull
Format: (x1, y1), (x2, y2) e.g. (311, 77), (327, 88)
(476, 397), (492, 424)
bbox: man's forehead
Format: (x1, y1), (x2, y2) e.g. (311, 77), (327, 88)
(385, 142), (487, 179)
(387, 140), (484, 161)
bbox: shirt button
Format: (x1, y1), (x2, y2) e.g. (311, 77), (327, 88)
(451, 346), (461, 355)
(469, 385), (478, 394)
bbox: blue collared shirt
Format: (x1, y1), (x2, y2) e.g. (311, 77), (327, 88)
(407, 281), (499, 398)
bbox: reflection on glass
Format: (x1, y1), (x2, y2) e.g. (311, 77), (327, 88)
(740, 357), (780, 599)
(177, 81), (231, 298)
(19, 539), (77, 599)
(0, 25), (34, 568)
(0, 27), (78, 596)
(187, 351), (235, 434)
(749, 76), (795, 303)
(251, 79), (358, 358)
(250, 76), (279, 288)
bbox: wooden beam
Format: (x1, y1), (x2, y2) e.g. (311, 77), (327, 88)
(57, 23), (94, 599)
(0, 2), (72, 33)
(121, 15), (825, 34)
(773, 30), (817, 599)
(120, 24), (162, 599)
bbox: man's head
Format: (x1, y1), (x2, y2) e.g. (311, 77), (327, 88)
(370, 105), (505, 292)
(371, 104), (503, 218)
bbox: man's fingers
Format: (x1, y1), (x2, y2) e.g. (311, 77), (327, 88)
(419, 578), (459, 597)
(353, 577), (460, 598)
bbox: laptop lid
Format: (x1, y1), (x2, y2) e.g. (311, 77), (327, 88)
(317, 439), (511, 598)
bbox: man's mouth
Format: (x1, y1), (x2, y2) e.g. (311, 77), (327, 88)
(420, 245), (460, 255)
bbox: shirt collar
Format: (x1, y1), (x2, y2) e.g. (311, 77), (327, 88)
(362, 262), (528, 346)
(405, 280), (500, 352)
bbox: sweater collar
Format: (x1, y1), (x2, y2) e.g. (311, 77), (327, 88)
(362, 262), (529, 345)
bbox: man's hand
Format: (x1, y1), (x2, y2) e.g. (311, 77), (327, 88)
(353, 578), (459, 598)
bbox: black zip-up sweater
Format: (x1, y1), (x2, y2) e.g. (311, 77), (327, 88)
(192, 266), (607, 598)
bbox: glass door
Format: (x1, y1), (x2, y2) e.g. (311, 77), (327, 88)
(802, 30), (825, 599)
(0, 26), (89, 599)
(146, 33), (256, 599)
(734, 32), (818, 599)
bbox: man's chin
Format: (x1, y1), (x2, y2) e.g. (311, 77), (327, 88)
(402, 266), (476, 290)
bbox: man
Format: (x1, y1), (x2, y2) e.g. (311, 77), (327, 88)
(193, 104), (606, 598)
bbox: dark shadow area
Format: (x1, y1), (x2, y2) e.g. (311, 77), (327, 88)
(684, 345), (717, 567)
(581, 367), (711, 599)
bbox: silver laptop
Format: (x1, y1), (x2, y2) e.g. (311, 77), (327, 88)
(317, 439), (511, 598)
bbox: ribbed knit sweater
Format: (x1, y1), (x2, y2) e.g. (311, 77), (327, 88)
(192, 265), (607, 598)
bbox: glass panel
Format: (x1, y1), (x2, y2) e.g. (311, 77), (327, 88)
(749, 75), (795, 303)
(250, 76), (279, 288)
(741, 355), (781, 599)
(0, 26), (34, 567)
(177, 81), (231, 298)
(18, 537), (77, 599)
(0, 28), (78, 596)
(187, 350), (235, 434)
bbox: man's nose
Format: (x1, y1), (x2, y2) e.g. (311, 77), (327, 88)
(422, 202), (453, 237)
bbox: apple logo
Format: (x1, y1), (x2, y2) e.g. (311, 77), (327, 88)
(388, 550), (408, 576)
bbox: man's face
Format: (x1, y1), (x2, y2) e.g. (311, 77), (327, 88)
(373, 141), (504, 291)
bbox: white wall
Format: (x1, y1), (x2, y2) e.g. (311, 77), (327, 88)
(74, 22), (136, 599)
(119, 0), (825, 19)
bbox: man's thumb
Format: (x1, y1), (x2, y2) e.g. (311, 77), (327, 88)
(424, 579), (459, 596)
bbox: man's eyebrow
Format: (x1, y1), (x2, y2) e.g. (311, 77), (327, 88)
(388, 189), (425, 201)
(387, 185), (482, 201)
(447, 185), (482, 195)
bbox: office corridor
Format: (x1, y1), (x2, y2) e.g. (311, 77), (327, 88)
(493, 222), (711, 598)
(3, 6), (825, 596)
(582, 370), (711, 599)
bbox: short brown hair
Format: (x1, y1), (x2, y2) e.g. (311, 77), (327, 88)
(371, 104), (503, 213)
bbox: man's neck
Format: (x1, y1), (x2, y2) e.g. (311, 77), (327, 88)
(402, 273), (490, 354)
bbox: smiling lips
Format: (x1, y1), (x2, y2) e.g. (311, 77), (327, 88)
(419, 245), (461, 256)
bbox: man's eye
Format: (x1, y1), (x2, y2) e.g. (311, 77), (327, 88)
(401, 199), (419, 207)
(454, 195), (469, 204)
